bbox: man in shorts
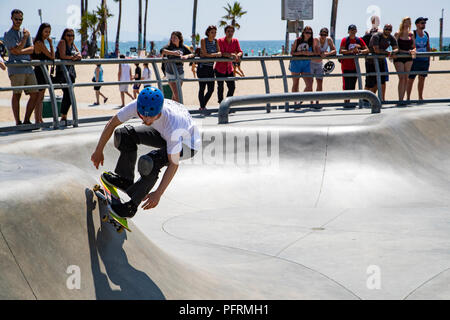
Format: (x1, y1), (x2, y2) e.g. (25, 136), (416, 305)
(339, 25), (369, 106)
(407, 17), (431, 102)
(3, 9), (39, 125)
(367, 24), (399, 100)
(91, 87), (200, 218)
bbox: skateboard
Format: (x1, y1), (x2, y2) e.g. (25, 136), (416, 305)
(92, 174), (131, 233)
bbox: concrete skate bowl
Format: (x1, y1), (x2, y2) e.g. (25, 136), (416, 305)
(0, 107), (449, 299)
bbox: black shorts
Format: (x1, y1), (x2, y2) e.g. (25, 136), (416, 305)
(409, 59), (430, 79)
(365, 60), (387, 89)
(342, 70), (357, 90)
(393, 57), (413, 64)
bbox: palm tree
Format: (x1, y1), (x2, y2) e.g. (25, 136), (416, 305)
(143, 0), (148, 52)
(219, 1), (247, 29)
(95, 2), (113, 57)
(80, 0), (88, 50)
(192, 0), (198, 49)
(138, 0), (142, 52)
(113, 0), (122, 56)
(78, 11), (98, 58)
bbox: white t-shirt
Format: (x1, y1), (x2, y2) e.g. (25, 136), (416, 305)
(119, 64), (131, 81)
(142, 67), (151, 80)
(116, 99), (201, 155)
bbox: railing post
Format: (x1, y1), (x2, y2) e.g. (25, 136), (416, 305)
(373, 57), (383, 103)
(61, 64), (78, 127)
(40, 63), (59, 129)
(354, 57), (364, 109)
(260, 59), (271, 113)
(151, 61), (163, 90)
(278, 58), (290, 112)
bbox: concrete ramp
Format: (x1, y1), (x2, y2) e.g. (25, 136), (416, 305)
(0, 154), (246, 299)
(0, 106), (449, 299)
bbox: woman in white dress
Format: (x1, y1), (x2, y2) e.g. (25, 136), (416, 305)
(118, 54), (134, 107)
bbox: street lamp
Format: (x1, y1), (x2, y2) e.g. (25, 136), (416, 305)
(38, 9), (42, 24)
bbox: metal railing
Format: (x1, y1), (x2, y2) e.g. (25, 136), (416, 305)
(1, 51), (449, 132)
(218, 90), (381, 124)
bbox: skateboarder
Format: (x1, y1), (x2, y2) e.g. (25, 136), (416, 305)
(91, 86), (200, 218)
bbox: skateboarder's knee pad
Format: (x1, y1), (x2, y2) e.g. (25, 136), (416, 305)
(138, 151), (168, 177)
(138, 154), (154, 177)
(114, 125), (139, 151)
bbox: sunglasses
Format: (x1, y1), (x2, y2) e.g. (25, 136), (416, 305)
(384, 28), (392, 31)
(13, 18), (23, 22)
(66, 34), (75, 37)
(320, 33), (328, 36)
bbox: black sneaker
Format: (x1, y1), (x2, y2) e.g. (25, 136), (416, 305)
(111, 200), (138, 218)
(101, 171), (133, 192)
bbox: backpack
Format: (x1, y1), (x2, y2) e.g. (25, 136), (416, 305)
(338, 37), (362, 63)
(413, 30), (430, 47)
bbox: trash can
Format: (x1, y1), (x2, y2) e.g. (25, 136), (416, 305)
(42, 96), (62, 118)
(162, 84), (173, 99)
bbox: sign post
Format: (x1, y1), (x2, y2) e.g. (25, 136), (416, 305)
(281, 0), (313, 54)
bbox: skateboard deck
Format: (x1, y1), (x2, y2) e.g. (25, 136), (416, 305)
(92, 173), (131, 233)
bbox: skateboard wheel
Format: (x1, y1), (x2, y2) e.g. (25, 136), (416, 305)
(117, 226), (124, 234)
(93, 184), (101, 192)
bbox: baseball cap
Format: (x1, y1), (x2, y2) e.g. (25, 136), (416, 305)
(348, 24), (357, 31)
(415, 17), (428, 24)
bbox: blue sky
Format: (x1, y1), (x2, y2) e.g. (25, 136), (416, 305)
(1, 0), (448, 41)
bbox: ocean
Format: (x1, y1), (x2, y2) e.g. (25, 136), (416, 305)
(77, 38), (450, 57)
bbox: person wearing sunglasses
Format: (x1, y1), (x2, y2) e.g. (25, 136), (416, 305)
(3, 9), (40, 126)
(367, 24), (399, 100)
(339, 25), (369, 106)
(55, 28), (82, 126)
(310, 27), (336, 107)
(289, 26), (315, 103)
(406, 17), (431, 102)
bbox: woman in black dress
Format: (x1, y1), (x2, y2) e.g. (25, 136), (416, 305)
(32, 23), (55, 123)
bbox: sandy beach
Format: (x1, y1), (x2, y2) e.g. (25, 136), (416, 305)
(1, 58), (449, 123)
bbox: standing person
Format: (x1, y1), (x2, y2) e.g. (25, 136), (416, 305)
(233, 60), (245, 77)
(90, 87), (200, 217)
(93, 64), (108, 105)
(32, 23), (55, 124)
(190, 47), (201, 78)
(0, 55), (6, 71)
(198, 25), (221, 113)
(214, 25), (243, 104)
(393, 17), (416, 104)
(367, 24), (399, 101)
(133, 63), (142, 99)
(310, 27), (336, 107)
(407, 17), (431, 102)
(118, 54), (134, 107)
(363, 16), (382, 93)
(160, 31), (194, 102)
(289, 26), (315, 105)
(55, 28), (81, 125)
(3, 9), (40, 126)
(142, 62), (152, 88)
(339, 24), (369, 106)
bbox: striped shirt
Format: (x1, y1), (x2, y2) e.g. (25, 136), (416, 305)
(199, 38), (218, 68)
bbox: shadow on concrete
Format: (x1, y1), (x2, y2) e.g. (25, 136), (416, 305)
(84, 188), (165, 300)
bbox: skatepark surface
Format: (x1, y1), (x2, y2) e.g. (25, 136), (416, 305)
(0, 104), (449, 300)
